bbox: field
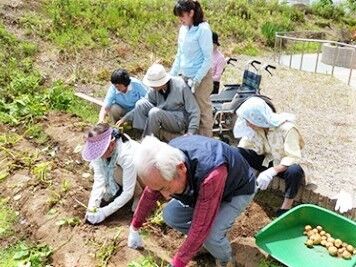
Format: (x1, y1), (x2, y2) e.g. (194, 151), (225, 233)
(0, 0), (355, 266)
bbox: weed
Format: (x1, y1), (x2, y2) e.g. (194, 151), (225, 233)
(128, 255), (165, 267)
(0, 198), (17, 237)
(32, 161), (52, 185)
(47, 189), (62, 208)
(60, 179), (71, 193)
(148, 201), (164, 227)
(0, 132), (22, 147)
(95, 228), (123, 267)
(258, 257), (284, 267)
(56, 216), (81, 228)
(12, 243), (52, 267)
(47, 81), (75, 111)
(24, 123), (49, 145)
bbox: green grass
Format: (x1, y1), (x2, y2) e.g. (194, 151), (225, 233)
(0, 198), (17, 237)
(18, 0), (356, 60)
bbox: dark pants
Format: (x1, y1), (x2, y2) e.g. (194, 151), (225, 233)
(238, 148), (304, 199)
(212, 81), (220, 95)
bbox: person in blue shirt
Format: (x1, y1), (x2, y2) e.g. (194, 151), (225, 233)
(170, 0), (213, 137)
(98, 69), (148, 124)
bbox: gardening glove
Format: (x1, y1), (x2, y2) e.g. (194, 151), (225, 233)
(187, 79), (199, 94)
(334, 190), (353, 213)
(128, 225), (143, 249)
(256, 167), (277, 190)
(85, 208), (106, 224)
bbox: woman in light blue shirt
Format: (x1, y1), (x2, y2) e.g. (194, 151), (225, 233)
(170, 0), (213, 137)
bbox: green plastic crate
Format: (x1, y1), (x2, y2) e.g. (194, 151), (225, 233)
(255, 204), (356, 267)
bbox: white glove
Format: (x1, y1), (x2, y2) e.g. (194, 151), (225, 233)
(256, 167), (277, 190)
(85, 208), (106, 224)
(187, 79), (199, 94)
(334, 190), (353, 213)
(128, 225), (143, 249)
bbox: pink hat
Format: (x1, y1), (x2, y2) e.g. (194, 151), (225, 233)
(81, 127), (113, 161)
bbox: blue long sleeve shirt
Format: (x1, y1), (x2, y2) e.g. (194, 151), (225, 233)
(170, 22), (213, 83)
(103, 77), (148, 111)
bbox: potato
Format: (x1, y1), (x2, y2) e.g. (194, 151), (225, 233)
(325, 233), (331, 238)
(346, 245), (354, 253)
(325, 242), (333, 248)
(312, 229), (319, 234)
(305, 225), (312, 231)
(307, 231), (314, 238)
(305, 239), (314, 248)
(321, 236), (327, 240)
(321, 240), (327, 246)
(353, 249), (356, 255)
(328, 246), (338, 256)
(316, 226), (323, 231)
(311, 234), (322, 245)
(338, 247), (345, 254)
(342, 242), (348, 248)
(319, 230), (326, 236)
(342, 250), (352, 260)
(334, 239), (343, 248)
(327, 237), (335, 243)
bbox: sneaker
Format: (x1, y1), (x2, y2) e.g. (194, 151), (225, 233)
(276, 208), (290, 217)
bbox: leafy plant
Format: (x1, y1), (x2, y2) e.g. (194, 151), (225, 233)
(128, 255), (165, 267)
(56, 216), (80, 228)
(12, 243), (52, 267)
(148, 201), (164, 227)
(47, 81), (74, 111)
(24, 123), (49, 145)
(60, 179), (71, 193)
(32, 161), (52, 185)
(0, 198), (17, 237)
(96, 228), (123, 267)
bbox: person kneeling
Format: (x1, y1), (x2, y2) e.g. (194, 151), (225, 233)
(234, 97), (305, 217)
(117, 63), (200, 140)
(81, 123), (142, 224)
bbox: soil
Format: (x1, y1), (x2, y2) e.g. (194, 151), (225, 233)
(0, 112), (277, 267)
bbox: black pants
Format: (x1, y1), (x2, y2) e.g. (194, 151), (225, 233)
(238, 148), (304, 199)
(211, 81), (220, 95)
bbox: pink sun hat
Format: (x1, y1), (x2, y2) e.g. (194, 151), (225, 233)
(81, 127), (113, 161)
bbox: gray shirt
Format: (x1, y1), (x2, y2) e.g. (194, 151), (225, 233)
(148, 76), (200, 134)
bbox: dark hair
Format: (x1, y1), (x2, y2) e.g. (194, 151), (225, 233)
(111, 69), (131, 86)
(88, 123), (110, 138)
(87, 123), (128, 142)
(173, 0), (204, 26)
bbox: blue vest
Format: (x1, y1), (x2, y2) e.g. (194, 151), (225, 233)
(169, 135), (256, 207)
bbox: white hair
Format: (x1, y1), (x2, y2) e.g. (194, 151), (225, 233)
(133, 135), (185, 181)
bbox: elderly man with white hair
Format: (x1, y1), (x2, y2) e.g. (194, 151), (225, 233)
(117, 63), (200, 139)
(127, 135), (257, 267)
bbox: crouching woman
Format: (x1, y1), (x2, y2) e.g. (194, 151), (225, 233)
(81, 123), (142, 224)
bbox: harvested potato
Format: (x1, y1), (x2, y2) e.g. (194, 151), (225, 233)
(321, 240), (327, 246)
(321, 236), (327, 241)
(346, 245), (354, 253)
(316, 226), (323, 231)
(312, 229), (319, 234)
(325, 233), (331, 238)
(328, 246), (338, 256)
(305, 225), (312, 231)
(342, 250), (352, 260)
(325, 242), (333, 248)
(334, 239), (342, 248)
(327, 237), (335, 243)
(338, 247), (345, 254)
(307, 231), (314, 238)
(319, 230), (326, 236)
(305, 239), (314, 248)
(311, 234), (322, 245)
(342, 242), (348, 248)
(353, 249), (356, 255)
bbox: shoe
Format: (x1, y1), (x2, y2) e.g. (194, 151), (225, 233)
(276, 208), (290, 217)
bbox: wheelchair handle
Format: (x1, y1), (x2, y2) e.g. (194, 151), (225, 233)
(247, 60), (262, 71)
(264, 64), (276, 76)
(226, 57), (238, 65)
